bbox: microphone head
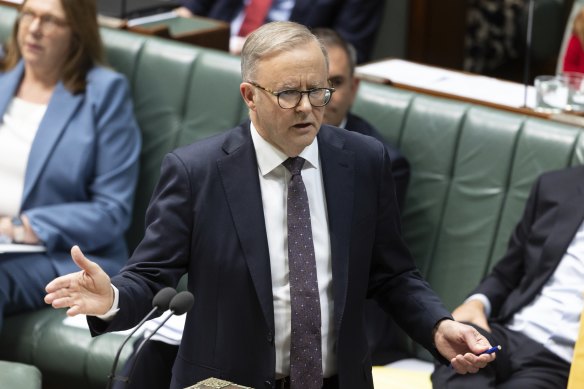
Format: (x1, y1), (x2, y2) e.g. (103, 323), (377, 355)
(169, 291), (194, 315)
(152, 287), (177, 312)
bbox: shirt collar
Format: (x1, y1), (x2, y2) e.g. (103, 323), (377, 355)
(250, 121), (320, 176)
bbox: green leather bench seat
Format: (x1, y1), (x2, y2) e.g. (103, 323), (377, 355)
(0, 360), (42, 389)
(1, 4), (584, 387)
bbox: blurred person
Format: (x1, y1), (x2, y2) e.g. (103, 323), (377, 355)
(314, 27), (411, 365)
(563, 6), (584, 74)
(175, 0), (384, 63)
(313, 27), (409, 211)
(432, 166), (584, 388)
(0, 0), (141, 331)
(46, 21), (494, 389)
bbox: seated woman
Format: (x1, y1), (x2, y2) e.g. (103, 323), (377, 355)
(0, 0), (141, 331)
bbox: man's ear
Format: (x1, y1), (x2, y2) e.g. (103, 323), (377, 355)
(351, 76), (361, 94)
(240, 83), (256, 111)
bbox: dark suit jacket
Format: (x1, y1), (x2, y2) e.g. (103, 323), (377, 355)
(179, 0), (384, 63)
(474, 166), (584, 323)
(345, 112), (409, 212)
(91, 122), (449, 389)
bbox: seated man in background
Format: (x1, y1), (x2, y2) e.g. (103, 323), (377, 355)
(313, 27), (409, 211)
(432, 165), (584, 388)
(175, 0), (384, 63)
(314, 27), (412, 365)
(113, 27), (412, 389)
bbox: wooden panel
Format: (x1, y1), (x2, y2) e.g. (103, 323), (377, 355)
(408, 0), (467, 70)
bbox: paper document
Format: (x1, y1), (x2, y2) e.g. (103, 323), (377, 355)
(0, 243), (46, 254)
(356, 59), (537, 109)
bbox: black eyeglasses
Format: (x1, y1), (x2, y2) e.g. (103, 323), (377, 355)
(248, 81), (335, 109)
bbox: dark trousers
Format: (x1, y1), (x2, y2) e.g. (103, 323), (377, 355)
(431, 322), (570, 388)
(0, 253), (58, 331)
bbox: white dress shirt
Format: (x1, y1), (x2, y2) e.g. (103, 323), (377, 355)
(0, 97), (47, 216)
(250, 123), (336, 377)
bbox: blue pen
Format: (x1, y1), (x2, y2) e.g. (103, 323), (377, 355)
(479, 345), (502, 355)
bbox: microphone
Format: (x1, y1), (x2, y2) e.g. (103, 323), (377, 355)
(105, 287), (177, 389)
(124, 291), (194, 387)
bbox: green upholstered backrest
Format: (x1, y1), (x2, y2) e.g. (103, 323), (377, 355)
(0, 361), (42, 389)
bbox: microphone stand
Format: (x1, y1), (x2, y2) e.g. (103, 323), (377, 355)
(523, 0), (535, 108)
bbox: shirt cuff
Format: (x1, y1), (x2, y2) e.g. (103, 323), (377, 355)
(465, 293), (492, 317)
(96, 284), (120, 321)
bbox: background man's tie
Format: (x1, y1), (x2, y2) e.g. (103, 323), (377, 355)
(567, 300), (584, 389)
(238, 0), (273, 37)
(283, 157), (323, 389)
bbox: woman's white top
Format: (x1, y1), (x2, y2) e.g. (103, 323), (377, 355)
(0, 97), (47, 216)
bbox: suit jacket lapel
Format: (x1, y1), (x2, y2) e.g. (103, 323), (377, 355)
(318, 126), (355, 329)
(218, 123), (274, 331)
(521, 181), (584, 304)
(22, 79), (83, 205)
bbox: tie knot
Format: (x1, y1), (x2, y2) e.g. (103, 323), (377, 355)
(283, 157), (305, 176)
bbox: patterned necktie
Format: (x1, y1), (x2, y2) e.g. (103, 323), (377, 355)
(282, 157), (323, 389)
(238, 0), (273, 37)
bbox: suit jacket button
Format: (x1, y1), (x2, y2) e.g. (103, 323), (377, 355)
(264, 380), (273, 388)
(267, 331), (274, 343)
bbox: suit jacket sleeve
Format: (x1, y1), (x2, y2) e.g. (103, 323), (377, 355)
(367, 140), (450, 358)
(24, 71), (141, 253)
(89, 151), (194, 334)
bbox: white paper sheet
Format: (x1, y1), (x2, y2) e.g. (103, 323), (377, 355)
(0, 243), (46, 254)
(356, 59), (537, 109)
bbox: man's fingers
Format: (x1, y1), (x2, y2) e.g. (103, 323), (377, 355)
(451, 352), (494, 374)
(44, 272), (80, 296)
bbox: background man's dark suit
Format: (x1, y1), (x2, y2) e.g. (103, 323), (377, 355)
(345, 112), (411, 363)
(345, 112), (409, 211)
(433, 165), (584, 386)
(91, 122), (450, 389)
(179, 0), (384, 63)
(476, 165), (584, 322)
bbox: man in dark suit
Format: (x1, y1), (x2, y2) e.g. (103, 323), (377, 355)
(176, 0), (383, 63)
(45, 21), (495, 389)
(432, 166), (584, 388)
(111, 28), (412, 389)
